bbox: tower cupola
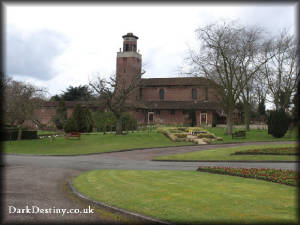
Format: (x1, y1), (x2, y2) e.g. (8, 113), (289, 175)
(122, 33), (138, 52)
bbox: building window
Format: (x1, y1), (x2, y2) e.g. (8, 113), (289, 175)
(205, 87), (208, 101)
(156, 110), (160, 115)
(139, 88), (142, 100)
(169, 109), (175, 115)
(125, 44), (129, 51)
(192, 88), (197, 100)
(159, 89), (164, 100)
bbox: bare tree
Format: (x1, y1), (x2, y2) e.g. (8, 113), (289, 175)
(89, 72), (143, 135)
(262, 29), (299, 111)
(3, 77), (47, 139)
(236, 28), (274, 131)
(187, 21), (271, 134)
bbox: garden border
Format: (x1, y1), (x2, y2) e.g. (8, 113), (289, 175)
(68, 180), (171, 225)
(196, 168), (298, 187)
(152, 159), (298, 163)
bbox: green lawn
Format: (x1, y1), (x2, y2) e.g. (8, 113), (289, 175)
(37, 130), (58, 135)
(73, 170), (298, 224)
(154, 144), (298, 161)
(206, 127), (297, 143)
(3, 131), (194, 155)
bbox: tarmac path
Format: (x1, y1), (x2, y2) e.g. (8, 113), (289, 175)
(2, 140), (298, 223)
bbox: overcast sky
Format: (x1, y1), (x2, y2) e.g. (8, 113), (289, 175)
(5, 3), (298, 98)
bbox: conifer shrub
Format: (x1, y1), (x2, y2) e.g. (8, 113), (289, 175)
(267, 109), (289, 138)
(64, 118), (78, 133)
(72, 104), (93, 133)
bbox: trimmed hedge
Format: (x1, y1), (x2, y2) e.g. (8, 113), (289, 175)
(197, 133), (216, 139)
(1, 130), (38, 141)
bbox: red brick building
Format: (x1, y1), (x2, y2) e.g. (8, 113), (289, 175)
(33, 33), (225, 128)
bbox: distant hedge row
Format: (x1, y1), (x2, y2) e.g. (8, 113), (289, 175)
(1, 130), (38, 141)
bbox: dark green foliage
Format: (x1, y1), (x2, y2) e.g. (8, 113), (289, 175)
(93, 111), (116, 133)
(267, 109), (289, 138)
(50, 94), (61, 101)
(1, 129), (37, 141)
(71, 105), (93, 133)
(52, 100), (67, 129)
(121, 113), (137, 131)
(188, 110), (196, 127)
(258, 97), (266, 116)
(292, 81), (299, 127)
(51, 85), (94, 101)
(64, 118), (78, 133)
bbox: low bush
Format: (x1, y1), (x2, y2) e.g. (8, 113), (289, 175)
(197, 133), (216, 139)
(157, 127), (189, 142)
(175, 133), (187, 138)
(1, 130), (38, 141)
(197, 166), (298, 186)
(232, 147), (298, 155)
(64, 118), (78, 133)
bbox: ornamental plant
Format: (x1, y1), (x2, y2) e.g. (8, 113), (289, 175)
(267, 109), (289, 138)
(197, 166), (299, 186)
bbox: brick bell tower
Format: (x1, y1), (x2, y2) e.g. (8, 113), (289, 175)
(116, 33), (142, 101)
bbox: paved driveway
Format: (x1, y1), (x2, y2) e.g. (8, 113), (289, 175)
(2, 141), (298, 223)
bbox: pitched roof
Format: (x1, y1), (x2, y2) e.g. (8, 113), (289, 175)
(140, 77), (213, 87)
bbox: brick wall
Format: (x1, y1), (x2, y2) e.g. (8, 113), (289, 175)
(141, 86), (219, 102)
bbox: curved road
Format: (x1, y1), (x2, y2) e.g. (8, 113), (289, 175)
(2, 141), (298, 223)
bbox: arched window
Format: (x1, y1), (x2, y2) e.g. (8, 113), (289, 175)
(159, 89), (164, 100)
(192, 88), (197, 100)
(205, 87), (208, 101)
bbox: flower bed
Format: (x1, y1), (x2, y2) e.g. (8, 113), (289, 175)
(232, 147), (298, 155)
(197, 166), (299, 186)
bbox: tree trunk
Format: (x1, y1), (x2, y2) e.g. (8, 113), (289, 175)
(226, 109), (233, 135)
(115, 116), (122, 135)
(17, 127), (22, 140)
(244, 102), (250, 131)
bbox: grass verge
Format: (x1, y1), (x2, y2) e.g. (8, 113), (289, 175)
(153, 144), (298, 161)
(3, 131), (194, 155)
(206, 127), (297, 143)
(72, 169), (298, 224)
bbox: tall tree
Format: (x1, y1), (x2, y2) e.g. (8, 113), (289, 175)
(89, 72), (142, 135)
(3, 77), (46, 139)
(262, 29), (299, 111)
(187, 21), (271, 134)
(51, 85), (95, 101)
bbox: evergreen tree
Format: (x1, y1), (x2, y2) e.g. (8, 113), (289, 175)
(72, 104), (93, 132)
(267, 109), (289, 138)
(52, 100), (67, 129)
(258, 97), (266, 116)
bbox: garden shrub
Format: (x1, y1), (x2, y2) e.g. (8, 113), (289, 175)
(93, 111), (116, 133)
(52, 100), (67, 130)
(197, 133), (216, 139)
(72, 104), (93, 132)
(267, 109), (289, 138)
(175, 133), (187, 138)
(1, 129), (38, 141)
(21, 130), (38, 139)
(121, 113), (137, 131)
(64, 118), (78, 133)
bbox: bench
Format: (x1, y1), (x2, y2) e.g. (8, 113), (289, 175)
(232, 130), (246, 139)
(66, 132), (81, 139)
